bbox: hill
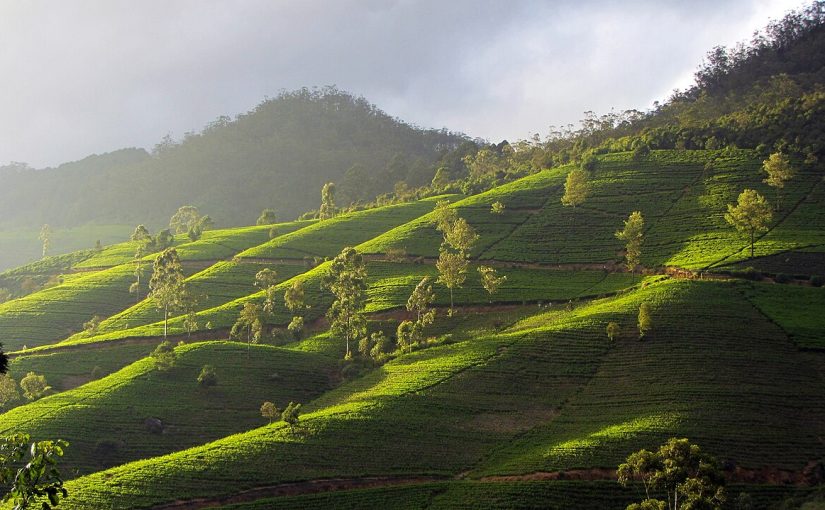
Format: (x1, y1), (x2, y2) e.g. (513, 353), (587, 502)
(1, 6), (825, 508)
(0, 88), (467, 260)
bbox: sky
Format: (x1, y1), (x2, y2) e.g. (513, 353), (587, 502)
(0, 0), (808, 168)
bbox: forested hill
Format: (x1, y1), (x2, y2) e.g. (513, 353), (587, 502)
(0, 88), (467, 229)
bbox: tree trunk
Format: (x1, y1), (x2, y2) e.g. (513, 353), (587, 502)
(164, 307), (168, 339)
(449, 287), (454, 316)
(751, 230), (755, 258)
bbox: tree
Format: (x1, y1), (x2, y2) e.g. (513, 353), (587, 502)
(724, 189), (773, 259)
(323, 247), (367, 359)
(150, 341), (176, 371)
(254, 268), (278, 289)
(148, 248), (187, 339)
(287, 316), (304, 340)
(561, 168), (589, 207)
(638, 302), (653, 339)
(260, 401), (279, 423)
(618, 438), (726, 510)
(130, 224), (152, 302)
(606, 321), (620, 342)
(231, 302), (264, 353)
(491, 201), (505, 214)
(197, 365), (217, 388)
(169, 205), (203, 234)
(616, 211), (645, 273)
(256, 208), (278, 226)
(433, 199), (458, 234)
(284, 281), (308, 315)
(38, 224), (52, 259)
(437, 249), (469, 315)
(443, 217), (478, 253)
(478, 266), (506, 301)
(431, 167), (451, 189)
(82, 316), (102, 336)
(0, 374), (19, 408)
(762, 152), (796, 211)
(319, 182), (337, 220)
(406, 277), (436, 328)
(369, 331), (394, 360)
(183, 310), (198, 338)
(0, 433), (69, 510)
(281, 401), (301, 431)
(396, 320), (416, 354)
(19, 372), (50, 401)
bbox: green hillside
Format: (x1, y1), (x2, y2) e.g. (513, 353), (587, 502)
(2, 6), (825, 509)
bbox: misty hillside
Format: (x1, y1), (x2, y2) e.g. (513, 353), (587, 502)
(0, 87), (466, 229)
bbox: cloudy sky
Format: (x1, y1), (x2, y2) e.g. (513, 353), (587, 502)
(0, 0), (807, 167)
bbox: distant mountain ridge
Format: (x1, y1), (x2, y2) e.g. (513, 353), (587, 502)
(0, 87), (467, 229)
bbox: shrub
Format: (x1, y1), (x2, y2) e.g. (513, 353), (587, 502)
(197, 365), (218, 388)
(20, 372), (50, 401)
(774, 273), (793, 284)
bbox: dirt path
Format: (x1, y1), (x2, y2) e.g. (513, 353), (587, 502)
(149, 463), (820, 509)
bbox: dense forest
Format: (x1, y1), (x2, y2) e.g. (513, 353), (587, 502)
(0, 87), (468, 229)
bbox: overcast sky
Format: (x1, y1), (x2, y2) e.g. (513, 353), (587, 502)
(0, 0), (807, 168)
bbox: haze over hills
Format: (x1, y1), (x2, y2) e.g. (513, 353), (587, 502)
(0, 2), (824, 510)
(0, 87), (467, 230)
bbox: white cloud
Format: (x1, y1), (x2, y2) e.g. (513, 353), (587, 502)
(0, 0), (811, 167)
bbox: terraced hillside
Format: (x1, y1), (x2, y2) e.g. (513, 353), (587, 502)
(0, 148), (823, 509)
(30, 278), (825, 509)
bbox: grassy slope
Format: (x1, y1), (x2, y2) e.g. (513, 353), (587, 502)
(1, 149), (824, 509)
(362, 150), (823, 271)
(0, 222), (310, 352)
(0, 341), (335, 476)
(48, 278), (825, 509)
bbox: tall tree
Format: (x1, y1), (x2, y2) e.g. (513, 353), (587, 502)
(561, 168), (589, 207)
(148, 248), (187, 339)
(38, 224), (52, 259)
(323, 247), (367, 359)
(436, 249), (469, 315)
(616, 211), (645, 273)
(618, 438), (726, 510)
(724, 189), (773, 258)
(231, 302), (264, 353)
(255, 268), (279, 316)
(319, 182), (337, 220)
(443, 217), (479, 253)
(406, 277), (436, 327)
(129, 225), (152, 302)
(762, 152), (796, 211)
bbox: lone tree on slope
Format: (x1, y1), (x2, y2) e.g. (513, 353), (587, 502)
(724, 189), (773, 259)
(616, 211), (645, 274)
(762, 152), (796, 211)
(323, 247), (367, 359)
(319, 182), (337, 220)
(561, 168), (589, 208)
(149, 248), (187, 339)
